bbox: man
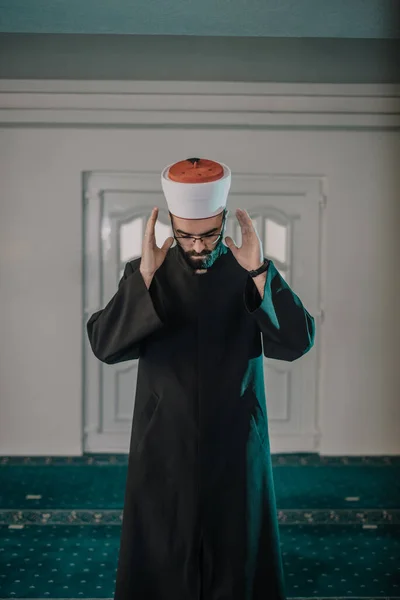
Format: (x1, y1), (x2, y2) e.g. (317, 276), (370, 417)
(87, 157), (315, 600)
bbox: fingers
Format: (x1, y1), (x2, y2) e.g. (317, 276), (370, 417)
(144, 207), (158, 243)
(224, 236), (238, 254)
(236, 208), (253, 237)
(236, 208), (251, 224)
(161, 236), (174, 255)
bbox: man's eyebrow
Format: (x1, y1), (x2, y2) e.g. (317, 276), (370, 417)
(175, 227), (219, 236)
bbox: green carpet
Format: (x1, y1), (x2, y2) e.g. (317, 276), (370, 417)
(0, 454), (399, 599)
(1, 458), (399, 510)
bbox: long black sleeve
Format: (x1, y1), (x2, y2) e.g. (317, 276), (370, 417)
(86, 261), (164, 364)
(243, 258), (315, 361)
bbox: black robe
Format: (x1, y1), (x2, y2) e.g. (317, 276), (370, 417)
(87, 243), (315, 600)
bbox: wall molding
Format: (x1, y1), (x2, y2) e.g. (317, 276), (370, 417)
(0, 80), (399, 129)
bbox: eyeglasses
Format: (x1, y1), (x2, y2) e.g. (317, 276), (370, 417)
(172, 211), (227, 246)
(174, 232), (221, 245)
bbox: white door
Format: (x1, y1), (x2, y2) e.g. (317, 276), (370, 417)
(83, 171), (321, 453)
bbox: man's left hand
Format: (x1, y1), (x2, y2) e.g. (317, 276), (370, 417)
(225, 208), (264, 272)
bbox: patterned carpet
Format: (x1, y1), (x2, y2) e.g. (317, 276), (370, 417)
(0, 453), (399, 600)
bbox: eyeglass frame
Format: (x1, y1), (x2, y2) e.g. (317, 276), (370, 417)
(170, 209), (227, 246)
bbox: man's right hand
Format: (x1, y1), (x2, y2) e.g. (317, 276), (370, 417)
(139, 207), (174, 283)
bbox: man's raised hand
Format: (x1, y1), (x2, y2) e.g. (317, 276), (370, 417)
(224, 208), (264, 272)
(140, 207), (174, 278)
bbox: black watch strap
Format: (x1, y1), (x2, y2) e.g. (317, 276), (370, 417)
(248, 258), (270, 278)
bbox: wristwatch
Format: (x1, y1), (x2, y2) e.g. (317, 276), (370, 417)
(247, 258), (270, 278)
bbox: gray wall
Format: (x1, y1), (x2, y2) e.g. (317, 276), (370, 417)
(1, 34), (400, 83)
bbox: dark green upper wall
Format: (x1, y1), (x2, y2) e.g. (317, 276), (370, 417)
(1, 35), (399, 83)
(0, 0), (399, 37)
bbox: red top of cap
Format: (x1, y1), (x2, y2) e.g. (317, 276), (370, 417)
(168, 158), (224, 184)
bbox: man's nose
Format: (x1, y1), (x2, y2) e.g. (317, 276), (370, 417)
(192, 238), (206, 252)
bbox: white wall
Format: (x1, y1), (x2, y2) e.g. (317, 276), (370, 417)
(0, 84), (399, 456)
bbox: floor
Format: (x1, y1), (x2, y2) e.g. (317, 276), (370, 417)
(0, 453), (399, 599)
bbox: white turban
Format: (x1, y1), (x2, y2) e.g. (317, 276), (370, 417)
(161, 158), (231, 219)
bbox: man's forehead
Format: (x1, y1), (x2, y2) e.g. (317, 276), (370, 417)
(170, 211), (224, 235)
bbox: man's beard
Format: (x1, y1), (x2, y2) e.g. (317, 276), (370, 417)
(178, 240), (223, 271)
